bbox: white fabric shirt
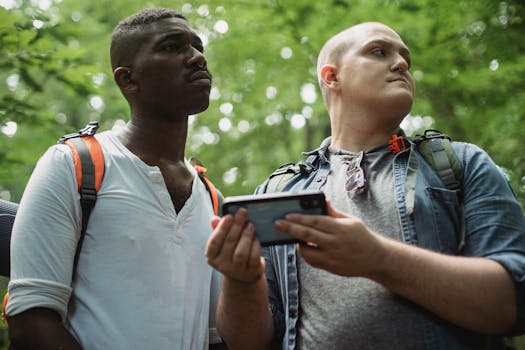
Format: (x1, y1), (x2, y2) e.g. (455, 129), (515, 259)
(7, 130), (220, 350)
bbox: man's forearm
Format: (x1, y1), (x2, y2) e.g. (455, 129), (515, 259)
(369, 235), (517, 334)
(217, 276), (275, 350)
(8, 308), (82, 350)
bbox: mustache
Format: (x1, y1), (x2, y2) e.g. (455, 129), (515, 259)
(187, 67), (212, 82)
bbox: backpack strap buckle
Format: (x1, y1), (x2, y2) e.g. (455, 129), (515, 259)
(79, 186), (98, 204)
(298, 160), (315, 175)
(413, 129), (451, 144)
(79, 121), (99, 136)
(59, 121), (100, 142)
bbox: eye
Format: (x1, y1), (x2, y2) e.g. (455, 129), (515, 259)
(370, 48), (387, 57)
(162, 43), (180, 52)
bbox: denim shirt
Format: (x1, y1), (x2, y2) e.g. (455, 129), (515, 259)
(257, 138), (525, 350)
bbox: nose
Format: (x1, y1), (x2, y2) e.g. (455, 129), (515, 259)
(186, 48), (207, 69)
(391, 54), (409, 73)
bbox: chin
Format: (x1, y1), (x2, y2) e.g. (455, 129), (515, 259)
(189, 100), (210, 115)
(381, 100), (412, 123)
(391, 94), (413, 113)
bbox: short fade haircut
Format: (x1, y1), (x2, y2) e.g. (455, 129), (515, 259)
(110, 8), (187, 71)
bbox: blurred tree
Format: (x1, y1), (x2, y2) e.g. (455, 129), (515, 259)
(1, 0), (524, 348)
(0, 6), (100, 200)
(1, 0), (524, 202)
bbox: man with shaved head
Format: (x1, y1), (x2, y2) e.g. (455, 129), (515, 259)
(6, 8), (223, 349)
(206, 22), (525, 349)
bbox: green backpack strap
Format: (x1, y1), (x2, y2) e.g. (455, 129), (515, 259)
(413, 130), (463, 191)
(265, 163), (300, 193)
(411, 129), (465, 252)
(264, 154), (320, 194)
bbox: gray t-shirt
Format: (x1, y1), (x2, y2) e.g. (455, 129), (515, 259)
(296, 146), (427, 349)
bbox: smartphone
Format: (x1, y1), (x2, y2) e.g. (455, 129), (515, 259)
(222, 191), (327, 246)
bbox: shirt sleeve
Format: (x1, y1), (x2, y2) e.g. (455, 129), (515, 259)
(6, 144), (82, 321)
(460, 143), (525, 335)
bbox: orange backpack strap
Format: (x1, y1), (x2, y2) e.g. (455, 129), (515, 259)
(58, 122), (105, 270)
(2, 122), (105, 323)
(191, 158), (223, 216)
(2, 292), (8, 324)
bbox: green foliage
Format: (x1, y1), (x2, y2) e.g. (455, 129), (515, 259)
(1, 0), (524, 203)
(192, 0), (525, 204)
(0, 1), (524, 347)
(0, 6), (101, 200)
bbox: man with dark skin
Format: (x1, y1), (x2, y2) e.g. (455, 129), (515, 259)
(7, 8), (221, 349)
(206, 22), (525, 349)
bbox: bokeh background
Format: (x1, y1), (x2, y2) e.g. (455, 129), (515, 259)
(1, 0), (524, 348)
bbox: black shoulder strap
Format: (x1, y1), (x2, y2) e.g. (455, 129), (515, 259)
(264, 154), (320, 193)
(69, 138), (96, 270)
(58, 122), (104, 272)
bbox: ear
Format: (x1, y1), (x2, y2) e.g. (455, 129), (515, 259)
(113, 67), (137, 94)
(320, 65), (338, 87)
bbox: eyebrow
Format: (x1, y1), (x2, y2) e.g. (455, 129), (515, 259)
(153, 31), (203, 50)
(157, 32), (186, 44)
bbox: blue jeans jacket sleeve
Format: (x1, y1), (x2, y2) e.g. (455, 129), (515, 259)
(255, 184), (287, 344)
(411, 141), (525, 335)
(261, 246), (286, 343)
(460, 143), (525, 335)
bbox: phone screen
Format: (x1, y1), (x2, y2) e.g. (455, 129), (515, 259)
(222, 191), (326, 246)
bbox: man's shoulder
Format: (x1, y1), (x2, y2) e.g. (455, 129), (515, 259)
(449, 141), (502, 172)
(91, 129), (136, 164)
(259, 158), (328, 194)
(93, 129), (119, 151)
(257, 139), (332, 194)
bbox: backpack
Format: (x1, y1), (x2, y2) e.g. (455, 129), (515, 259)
(266, 130), (463, 191)
(263, 129), (465, 249)
(1, 122), (222, 320)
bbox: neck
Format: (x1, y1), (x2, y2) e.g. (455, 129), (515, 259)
(330, 128), (398, 152)
(329, 109), (401, 152)
(117, 116), (189, 164)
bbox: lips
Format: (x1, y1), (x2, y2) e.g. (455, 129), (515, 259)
(189, 70), (212, 86)
(388, 77), (408, 84)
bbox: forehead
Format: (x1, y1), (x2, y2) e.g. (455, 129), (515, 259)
(140, 17), (199, 43)
(347, 23), (408, 51)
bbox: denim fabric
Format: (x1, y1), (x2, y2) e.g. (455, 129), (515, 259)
(257, 138), (525, 350)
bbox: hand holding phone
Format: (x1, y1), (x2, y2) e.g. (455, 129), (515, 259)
(222, 191), (327, 246)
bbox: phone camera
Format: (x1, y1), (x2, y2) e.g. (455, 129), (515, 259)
(301, 198), (319, 209)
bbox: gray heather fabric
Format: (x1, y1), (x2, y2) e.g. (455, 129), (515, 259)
(296, 146), (427, 350)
